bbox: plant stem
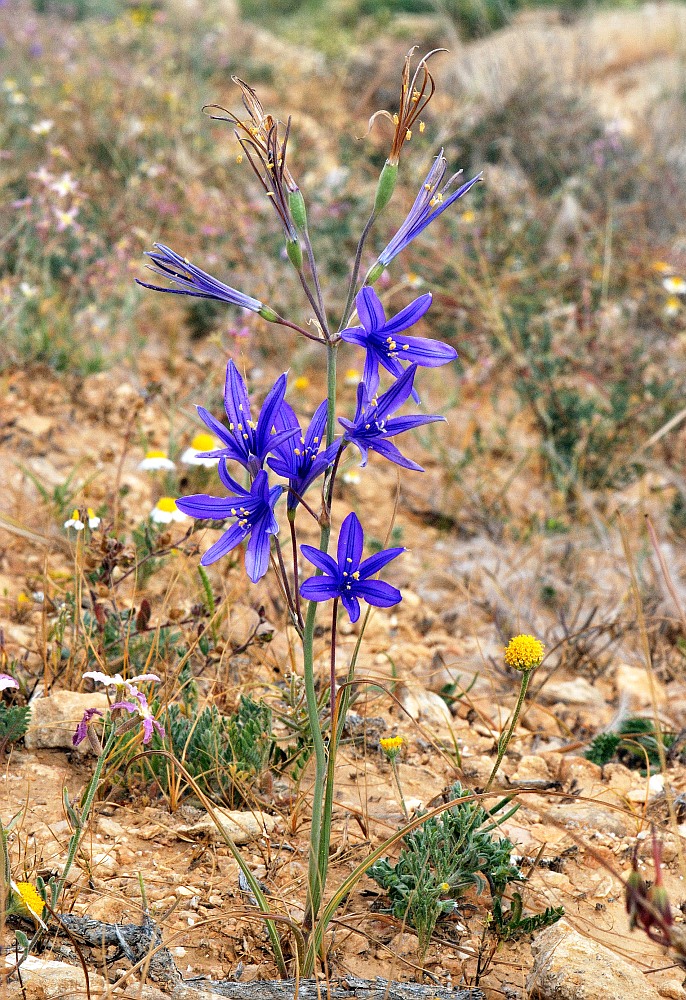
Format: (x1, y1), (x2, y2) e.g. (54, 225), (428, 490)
(302, 335), (338, 941)
(57, 724), (118, 900)
(325, 340), (338, 446)
(484, 670), (533, 793)
(329, 599), (338, 720)
(288, 510), (303, 628)
(390, 758), (409, 822)
(339, 211), (376, 332)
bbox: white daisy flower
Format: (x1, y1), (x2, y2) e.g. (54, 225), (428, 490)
(663, 276), (686, 296)
(30, 119), (53, 135)
(138, 449), (176, 471)
(180, 433), (220, 467)
(64, 509), (85, 531)
(664, 296), (681, 319)
(342, 469), (361, 485)
(150, 497), (187, 524)
(86, 508), (101, 529)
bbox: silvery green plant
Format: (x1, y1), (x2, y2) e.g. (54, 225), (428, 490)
(138, 54), (480, 974)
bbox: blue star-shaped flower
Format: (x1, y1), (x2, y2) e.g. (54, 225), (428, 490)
(176, 464), (282, 582)
(137, 244), (265, 312)
(300, 511), (404, 622)
(195, 360), (297, 476)
(339, 364), (444, 472)
(340, 286), (456, 402)
(366, 152), (481, 281)
(267, 399), (340, 511)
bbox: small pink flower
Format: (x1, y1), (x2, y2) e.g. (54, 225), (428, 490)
(0, 674), (19, 692)
(72, 707), (103, 747)
(111, 691), (165, 744)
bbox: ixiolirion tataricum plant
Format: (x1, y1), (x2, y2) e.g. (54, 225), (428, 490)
(137, 50), (481, 975)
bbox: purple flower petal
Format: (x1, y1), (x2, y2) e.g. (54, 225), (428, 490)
(72, 708), (103, 747)
(300, 545), (339, 577)
(359, 547), (405, 579)
(337, 512), (364, 573)
(355, 579), (402, 608)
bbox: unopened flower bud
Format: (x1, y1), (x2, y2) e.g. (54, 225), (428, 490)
(258, 305), (280, 323)
(365, 262), (385, 286)
(374, 161), (398, 215)
(286, 239), (303, 270)
(288, 190), (308, 232)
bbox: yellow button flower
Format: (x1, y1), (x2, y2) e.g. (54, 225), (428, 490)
(504, 634), (545, 672)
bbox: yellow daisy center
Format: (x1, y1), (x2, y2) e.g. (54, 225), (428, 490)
(157, 497), (177, 513)
(15, 882), (45, 917)
(190, 433), (217, 451)
(293, 375), (310, 391)
(504, 634), (545, 672)
(145, 449), (168, 459)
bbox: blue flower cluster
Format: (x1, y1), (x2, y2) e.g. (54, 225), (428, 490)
(142, 144), (478, 617)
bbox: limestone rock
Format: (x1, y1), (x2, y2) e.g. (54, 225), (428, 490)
(176, 807), (278, 844)
(4, 957), (107, 999)
(541, 678), (604, 708)
(397, 683), (453, 728)
(615, 662), (666, 708)
(24, 690), (110, 751)
(528, 919), (662, 999)
(545, 803), (629, 837)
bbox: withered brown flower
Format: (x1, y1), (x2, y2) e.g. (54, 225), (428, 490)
(367, 47), (443, 166)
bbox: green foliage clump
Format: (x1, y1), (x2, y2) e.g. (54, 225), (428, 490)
(586, 717), (678, 771)
(149, 696), (274, 807)
(368, 783), (523, 956)
(493, 892), (565, 940)
(0, 706), (30, 755)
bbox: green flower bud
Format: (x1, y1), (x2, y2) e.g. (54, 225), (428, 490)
(286, 239), (303, 270)
(365, 262), (385, 286)
(258, 305), (279, 323)
(288, 190), (308, 232)
(374, 161), (398, 215)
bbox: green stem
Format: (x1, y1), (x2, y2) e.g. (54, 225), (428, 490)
(390, 758), (409, 823)
(339, 211), (376, 332)
(484, 670), (532, 793)
(57, 724), (118, 900)
(325, 340), (338, 447)
(302, 336), (338, 941)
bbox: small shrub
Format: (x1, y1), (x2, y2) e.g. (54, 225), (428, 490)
(368, 782), (524, 956)
(149, 695), (274, 807)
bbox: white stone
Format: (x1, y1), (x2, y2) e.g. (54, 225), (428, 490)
(176, 807), (278, 844)
(24, 690), (110, 751)
(528, 919), (662, 999)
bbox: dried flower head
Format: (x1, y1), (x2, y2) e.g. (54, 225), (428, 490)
(368, 48), (442, 167)
(205, 79), (300, 245)
(504, 635), (545, 672)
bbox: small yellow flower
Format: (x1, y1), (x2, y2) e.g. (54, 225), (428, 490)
(380, 735), (404, 758)
(13, 881), (45, 921)
(293, 375), (310, 391)
(504, 634), (545, 672)
(461, 210), (476, 224)
(652, 261), (672, 274)
(438, 882), (451, 892)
